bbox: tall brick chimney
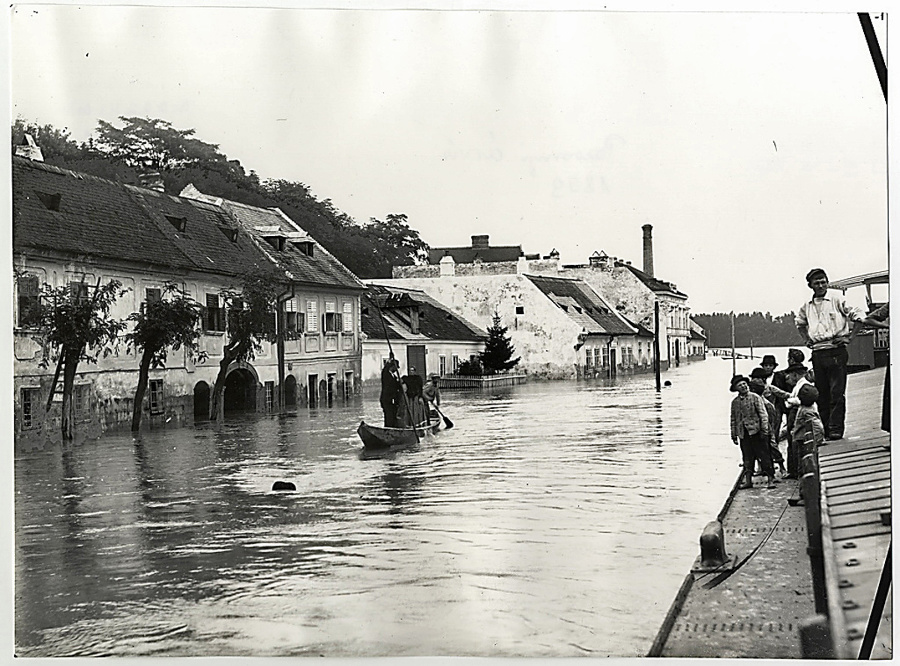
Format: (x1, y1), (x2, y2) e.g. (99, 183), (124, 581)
(471, 234), (490, 249)
(642, 224), (654, 277)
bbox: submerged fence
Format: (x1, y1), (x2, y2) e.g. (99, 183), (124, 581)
(439, 374), (528, 390)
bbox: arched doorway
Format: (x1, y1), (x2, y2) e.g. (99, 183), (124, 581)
(284, 375), (297, 407)
(193, 381), (210, 421)
(224, 368), (257, 413)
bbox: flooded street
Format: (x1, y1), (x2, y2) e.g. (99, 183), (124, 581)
(16, 357), (747, 657)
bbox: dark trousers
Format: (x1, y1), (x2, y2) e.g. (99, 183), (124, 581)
(811, 346), (849, 438)
(381, 400), (397, 427)
(883, 365), (891, 433)
(741, 429), (774, 480)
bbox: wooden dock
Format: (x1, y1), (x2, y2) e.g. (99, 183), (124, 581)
(649, 368), (891, 658)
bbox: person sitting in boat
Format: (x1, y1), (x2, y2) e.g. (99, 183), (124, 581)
(380, 356), (401, 427)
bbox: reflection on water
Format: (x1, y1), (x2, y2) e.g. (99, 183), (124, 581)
(16, 357), (746, 657)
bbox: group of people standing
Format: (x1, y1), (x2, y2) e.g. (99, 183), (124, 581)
(379, 354), (442, 429)
(729, 267), (890, 490)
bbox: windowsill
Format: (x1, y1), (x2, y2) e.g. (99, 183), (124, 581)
(14, 326), (42, 334)
(204, 331), (226, 336)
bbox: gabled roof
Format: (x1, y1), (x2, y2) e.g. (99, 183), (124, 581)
(181, 184), (364, 292)
(428, 245), (523, 264)
(524, 274), (637, 336)
(619, 262), (688, 299)
(362, 284), (486, 343)
(12, 156), (275, 278)
(621, 314), (656, 338)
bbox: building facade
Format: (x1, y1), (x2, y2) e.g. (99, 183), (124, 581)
(12, 153), (364, 443)
(360, 284), (486, 388)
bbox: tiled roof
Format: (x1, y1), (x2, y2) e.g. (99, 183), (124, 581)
(14, 157), (191, 270)
(12, 156), (277, 279)
(622, 315), (656, 338)
(525, 274), (637, 336)
(362, 284), (486, 342)
(619, 262), (688, 299)
(180, 185), (364, 291)
(428, 245), (523, 264)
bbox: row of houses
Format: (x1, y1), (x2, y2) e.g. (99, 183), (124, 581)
(12, 141), (706, 441)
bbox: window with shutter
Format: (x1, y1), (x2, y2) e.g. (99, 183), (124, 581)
(17, 274), (41, 328)
(306, 300), (318, 332)
(69, 282), (89, 304)
(342, 301), (353, 333)
(205, 294), (224, 332)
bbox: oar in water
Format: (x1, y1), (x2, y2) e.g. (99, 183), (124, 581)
(432, 403), (454, 430)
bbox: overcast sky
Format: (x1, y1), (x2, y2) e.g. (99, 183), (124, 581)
(8, 2), (890, 315)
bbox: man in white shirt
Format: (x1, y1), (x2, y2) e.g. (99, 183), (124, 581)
(795, 268), (864, 440)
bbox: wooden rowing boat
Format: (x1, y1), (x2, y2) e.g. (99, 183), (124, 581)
(356, 417), (442, 450)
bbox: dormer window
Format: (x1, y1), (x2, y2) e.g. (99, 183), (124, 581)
(256, 226), (286, 251)
(166, 215), (187, 232)
(35, 191), (61, 211)
(218, 226), (239, 242)
(286, 232), (315, 256)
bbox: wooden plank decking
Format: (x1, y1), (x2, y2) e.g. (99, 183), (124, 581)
(650, 367), (891, 658)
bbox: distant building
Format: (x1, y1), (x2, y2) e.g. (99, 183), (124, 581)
(427, 234), (538, 265)
(395, 224), (696, 370)
(378, 272), (641, 379)
(360, 284), (486, 387)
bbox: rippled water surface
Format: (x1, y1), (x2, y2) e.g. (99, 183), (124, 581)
(16, 357), (752, 657)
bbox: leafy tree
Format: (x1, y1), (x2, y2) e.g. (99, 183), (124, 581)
(93, 116), (235, 178)
(35, 276), (128, 441)
(456, 358), (484, 376)
(364, 213), (430, 278)
(125, 284), (206, 432)
(479, 312), (520, 374)
(209, 271), (282, 421)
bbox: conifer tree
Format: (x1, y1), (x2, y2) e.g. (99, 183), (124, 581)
(479, 311), (520, 374)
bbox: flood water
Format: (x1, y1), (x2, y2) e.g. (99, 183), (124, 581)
(15, 355), (762, 657)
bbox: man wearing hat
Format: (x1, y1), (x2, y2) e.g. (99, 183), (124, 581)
(795, 268), (864, 440)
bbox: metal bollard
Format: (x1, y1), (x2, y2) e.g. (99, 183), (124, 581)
(799, 614), (834, 659)
(692, 520), (736, 573)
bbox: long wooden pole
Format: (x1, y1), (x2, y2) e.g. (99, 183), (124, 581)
(654, 301), (661, 391)
(373, 292), (418, 441)
(858, 13), (887, 102)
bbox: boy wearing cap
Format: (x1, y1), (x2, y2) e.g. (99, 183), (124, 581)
(749, 375), (787, 478)
(795, 268), (864, 440)
(792, 384), (825, 450)
(730, 375), (775, 489)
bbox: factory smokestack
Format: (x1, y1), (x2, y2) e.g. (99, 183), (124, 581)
(642, 224), (654, 277)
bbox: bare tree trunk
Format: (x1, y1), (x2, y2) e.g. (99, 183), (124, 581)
(60, 351), (78, 441)
(209, 353), (232, 422)
(131, 351), (153, 432)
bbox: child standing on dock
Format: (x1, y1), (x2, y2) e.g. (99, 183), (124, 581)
(792, 384), (825, 450)
(750, 375), (787, 478)
(730, 375), (776, 489)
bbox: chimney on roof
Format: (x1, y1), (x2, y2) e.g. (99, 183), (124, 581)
(140, 171), (166, 192)
(471, 234), (490, 249)
(16, 134), (44, 162)
(642, 224), (654, 277)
